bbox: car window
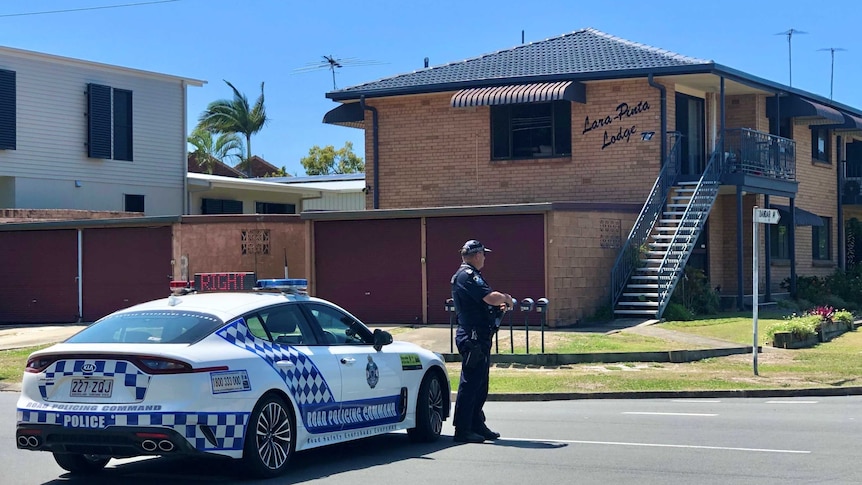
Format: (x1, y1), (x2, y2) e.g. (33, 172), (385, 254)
(255, 304), (318, 346)
(245, 314), (267, 340)
(66, 311), (224, 344)
(303, 303), (372, 345)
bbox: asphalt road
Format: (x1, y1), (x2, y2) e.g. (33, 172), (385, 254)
(3, 393), (860, 484)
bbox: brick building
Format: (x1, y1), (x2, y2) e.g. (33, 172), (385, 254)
(316, 28), (862, 324)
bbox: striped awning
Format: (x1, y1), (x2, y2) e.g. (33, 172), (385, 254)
(824, 111), (862, 132)
(767, 95), (845, 124)
(451, 81), (585, 108)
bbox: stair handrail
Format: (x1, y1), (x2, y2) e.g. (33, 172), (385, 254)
(654, 138), (724, 317)
(610, 132), (683, 308)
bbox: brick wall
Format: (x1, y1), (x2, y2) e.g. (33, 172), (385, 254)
(725, 94), (769, 131)
(547, 206), (639, 324)
(363, 79), (667, 209)
(174, 216), (307, 282)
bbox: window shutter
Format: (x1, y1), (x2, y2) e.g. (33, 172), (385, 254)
(87, 83), (112, 158)
(0, 69), (15, 150)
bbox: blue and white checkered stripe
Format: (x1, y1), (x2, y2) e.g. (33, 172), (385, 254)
(217, 319), (334, 405)
(39, 360), (150, 401)
(17, 409), (248, 451)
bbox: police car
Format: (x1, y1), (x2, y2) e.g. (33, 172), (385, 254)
(15, 279), (450, 478)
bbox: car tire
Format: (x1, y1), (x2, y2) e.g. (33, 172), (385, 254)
(52, 453), (110, 474)
(407, 372), (445, 443)
(242, 393), (296, 478)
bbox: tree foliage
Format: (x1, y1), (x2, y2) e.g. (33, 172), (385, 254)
(187, 127), (244, 174)
(197, 80), (268, 175)
(300, 142), (364, 175)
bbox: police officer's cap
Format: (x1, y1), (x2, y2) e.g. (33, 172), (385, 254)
(460, 239), (492, 255)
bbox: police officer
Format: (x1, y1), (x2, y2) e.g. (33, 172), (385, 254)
(450, 239), (513, 443)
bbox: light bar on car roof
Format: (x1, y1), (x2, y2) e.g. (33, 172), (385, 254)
(254, 279), (308, 294)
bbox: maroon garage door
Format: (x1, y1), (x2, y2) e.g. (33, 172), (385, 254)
(0, 230), (78, 323)
(425, 214), (545, 324)
(314, 219), (422, 324)
(82, 226), (172, 321)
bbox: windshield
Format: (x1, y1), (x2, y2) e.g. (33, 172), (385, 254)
(66, 310), (225, 344)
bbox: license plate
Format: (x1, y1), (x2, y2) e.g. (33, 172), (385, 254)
(70, 378), (113, 398)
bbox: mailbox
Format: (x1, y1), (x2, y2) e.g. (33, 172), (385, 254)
(535, 298), (549, 313)
(445, 298), (455, 312)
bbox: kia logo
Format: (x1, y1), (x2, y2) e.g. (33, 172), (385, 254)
(82, 363), (96, 373)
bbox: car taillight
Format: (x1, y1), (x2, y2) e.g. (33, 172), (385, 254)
(137, 357), (194, 374)
(25, 356), (58, 373)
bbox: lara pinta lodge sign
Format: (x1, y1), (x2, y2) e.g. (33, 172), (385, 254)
(583, 100), (651, 150)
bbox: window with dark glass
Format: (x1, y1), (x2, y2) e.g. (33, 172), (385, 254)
(491, 101), (571, 160)
(811, 126), (830, 163)
(87, 83), (133, 160)
(124, 194), (144, 212)
(201, 198), (243, 214)
(255, 202), (295, 214)
(812, 217), (831, 261)
(0, 69), (16, 150)
(769, 221), (790, 259)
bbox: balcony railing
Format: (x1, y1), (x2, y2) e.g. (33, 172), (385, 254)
(720, 128), (796, 181)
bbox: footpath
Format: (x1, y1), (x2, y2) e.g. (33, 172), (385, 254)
(2, 320), (861, 400)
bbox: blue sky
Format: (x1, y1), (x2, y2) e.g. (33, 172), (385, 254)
(1, 0), (860, 176)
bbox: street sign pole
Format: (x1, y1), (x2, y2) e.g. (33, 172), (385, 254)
(752, 208), (759, 376)
(751, 206), (781, 376)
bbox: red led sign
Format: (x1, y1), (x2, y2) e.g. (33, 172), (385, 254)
(194, 272), (257, 292)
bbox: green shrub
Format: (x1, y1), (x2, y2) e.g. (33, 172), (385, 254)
(833, 310), (855, 330)
(776, 299), (801, 313)
(766, 314), (821, 340)
(824, 295), (850, 312)
(663, 302), (694, 321)
(670, 267), (719, 315)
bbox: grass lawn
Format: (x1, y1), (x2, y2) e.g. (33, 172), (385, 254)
(657, 311), (790, 346)
(446, 313), (862, 394)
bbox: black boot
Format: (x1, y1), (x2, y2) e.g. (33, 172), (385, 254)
(473, 425), (500, 440)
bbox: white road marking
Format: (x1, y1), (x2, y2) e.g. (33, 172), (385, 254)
(623, 412), (717, 417)
(765, 400), (818, 404)
(505, 437), (810, 454)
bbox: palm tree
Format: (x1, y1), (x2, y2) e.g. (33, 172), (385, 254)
(187, 127), (244, 174)
(198, 80), (268, 176)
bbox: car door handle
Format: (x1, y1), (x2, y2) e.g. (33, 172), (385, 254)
(275, 360), (295, 370)
(340, 357), (356, 365)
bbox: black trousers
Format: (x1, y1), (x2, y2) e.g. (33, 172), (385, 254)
(453, 331), (491, 433)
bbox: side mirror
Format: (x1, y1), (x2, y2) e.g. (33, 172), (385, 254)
(373, 329), (393, 351)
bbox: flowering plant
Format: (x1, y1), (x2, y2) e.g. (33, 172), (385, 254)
(804, 305), (835, 322)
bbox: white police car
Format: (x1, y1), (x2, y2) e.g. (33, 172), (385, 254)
(16, 279), (450, 478)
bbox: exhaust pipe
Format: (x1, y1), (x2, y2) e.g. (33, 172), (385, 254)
(141, 440), (158, 452)
(157, 440), (175, 452)
(17, 436), (29, 447)
(27, 436), (39, 447)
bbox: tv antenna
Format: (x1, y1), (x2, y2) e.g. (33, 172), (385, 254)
(817, 47), (847, 99)
(293, 55), (386, 90)
(775, 29), (807, 87)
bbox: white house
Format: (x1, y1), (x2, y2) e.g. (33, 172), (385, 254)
(186, 173), (366, 214)
(0, 45), (204, 216)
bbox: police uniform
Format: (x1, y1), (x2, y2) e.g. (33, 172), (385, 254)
(450, 240), (500, 442)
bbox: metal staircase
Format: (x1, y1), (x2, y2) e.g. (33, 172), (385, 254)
(611, 138), (723, 319)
